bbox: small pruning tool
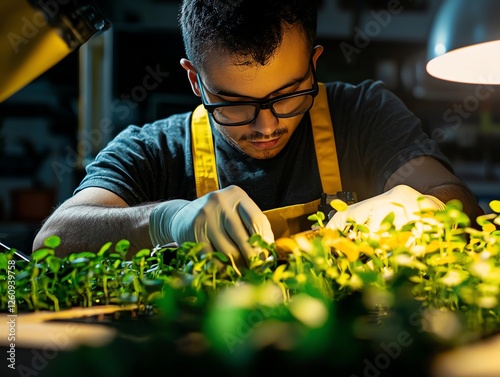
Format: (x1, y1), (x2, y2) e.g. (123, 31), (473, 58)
(0, 241), (31, 262)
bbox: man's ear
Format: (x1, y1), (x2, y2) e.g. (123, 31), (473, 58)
(180, 58), (201, 96)
(311, 45), (324, 69)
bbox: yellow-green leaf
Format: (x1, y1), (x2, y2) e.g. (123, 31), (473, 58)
(330, 199), (348, 212)
(490, 200), (500, 213)
(43, 235), (61, 249)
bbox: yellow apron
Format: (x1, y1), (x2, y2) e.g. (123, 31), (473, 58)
(191, 82), (342, 238)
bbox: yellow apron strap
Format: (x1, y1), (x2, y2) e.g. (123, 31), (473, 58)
(191, 104), (220, 197)
(310, 83), (342, 193)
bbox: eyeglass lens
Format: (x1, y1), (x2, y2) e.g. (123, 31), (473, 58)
(212, 94), (314, 125)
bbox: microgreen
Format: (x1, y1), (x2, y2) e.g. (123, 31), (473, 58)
(1, 199), (500, 372)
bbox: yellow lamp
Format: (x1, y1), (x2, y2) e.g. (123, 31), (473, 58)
(426, 0), (500, 84)
(0, 0), (110, 102)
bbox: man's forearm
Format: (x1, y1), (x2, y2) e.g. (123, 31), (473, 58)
(425, 182), (482, 220)
(33, 202), (160, 258)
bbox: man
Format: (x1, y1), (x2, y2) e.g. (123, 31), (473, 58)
(33, 0), (480, 267)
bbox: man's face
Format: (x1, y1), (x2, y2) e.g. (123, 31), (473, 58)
(182, 25), (323, 159)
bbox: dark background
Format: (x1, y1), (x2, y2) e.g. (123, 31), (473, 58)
(1, 0), (499, 252)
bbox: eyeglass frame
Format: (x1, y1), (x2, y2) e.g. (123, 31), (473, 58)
(196, 62), (319, 126)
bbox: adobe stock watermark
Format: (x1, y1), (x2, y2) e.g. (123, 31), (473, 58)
(12, 323), (85, 377)
(348, 303), (439, 377)
(8, 0), (74, 54)
(432, 82), (496, 144)
(340, 0), (409, 64)
(221, 284), (284, 354)
(51, 64), (170, 183)
(219, 0), (244, 8)
(349, 330), (414, 377)
(6, 260), (17, 372)
(382, 134), (437, 185)
(382, 78), (495, 185)
(110, 64), (169, 121)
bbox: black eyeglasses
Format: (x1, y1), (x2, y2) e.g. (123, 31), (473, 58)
(197, 64), (319, 126)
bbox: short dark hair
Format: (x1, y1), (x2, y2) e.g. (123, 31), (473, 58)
(179, 0), (319, 72)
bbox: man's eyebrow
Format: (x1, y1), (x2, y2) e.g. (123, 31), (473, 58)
(206, 70), (310, 99)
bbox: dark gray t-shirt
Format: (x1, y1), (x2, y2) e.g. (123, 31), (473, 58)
(75, 80), (453, 210)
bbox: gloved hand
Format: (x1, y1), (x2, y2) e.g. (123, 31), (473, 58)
(149, 185), (274, 267)
(326, 185), (446, 232)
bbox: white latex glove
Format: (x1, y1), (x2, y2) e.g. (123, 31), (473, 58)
(149, 185), (274, 267)
(326, 185), (446, 232)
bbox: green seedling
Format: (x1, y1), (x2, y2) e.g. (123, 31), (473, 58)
(0, 199), (500, 356)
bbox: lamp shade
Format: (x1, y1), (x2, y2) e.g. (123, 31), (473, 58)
(0, 0), (110, 103)
(426, 0), (500, 84)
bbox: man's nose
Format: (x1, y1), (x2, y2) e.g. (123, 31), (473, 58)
(250, 109), (279, 135)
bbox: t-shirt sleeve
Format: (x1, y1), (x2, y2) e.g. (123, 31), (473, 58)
(329, 80), (453, 200)
(74, 125), (160, 205)
(74, 115), (192, 206)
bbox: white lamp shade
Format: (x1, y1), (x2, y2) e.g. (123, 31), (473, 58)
(426, 0), (500, 84)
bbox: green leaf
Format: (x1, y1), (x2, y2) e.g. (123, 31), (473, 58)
(308, 211), (325, 222)
(38, 274), (50, 287)
(46, 256), (62, 273)
(43, 235), (61, 249)
(446, 199), (464, 211)
(132, 277), (142, 293)
(134, 249), (151, 259)
(15, 270), (29, 281)
(74, 252), (96, 260)
(141, 278), (163, 287)
(354, 224), (371, 233)
(31, 248), (54, 262)
(98, 242), (113, 256)
(381, 211), (395, 226)
(116, 292), (138, 304)
(115, 239), (131, 255)
(70, 257), (90, 266)
(308, 211), (325, 228)
(369, 256), (385, 269)
(249, 233), (272, 250)
(122, 272), (136, 285)
(0, 253), (8, 271)
(356, 271), (380, 284)
(212, 251), (228, 262)
(476, 214), (492, 227)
